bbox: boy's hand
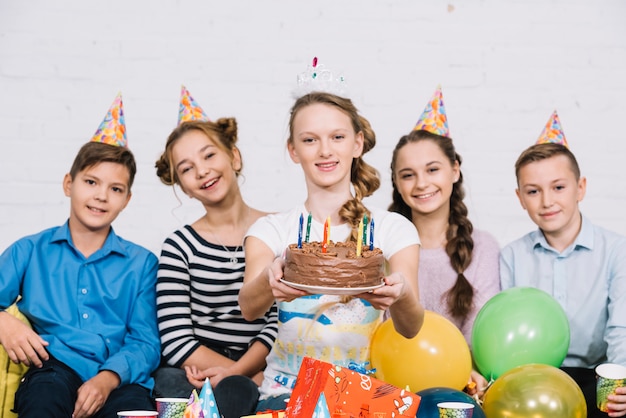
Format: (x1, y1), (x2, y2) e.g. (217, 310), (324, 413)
(0, 311), (49, 367)
(607, 386), (626, 417)
(185, 364), (234, 388)
(73, 370), (120, 418)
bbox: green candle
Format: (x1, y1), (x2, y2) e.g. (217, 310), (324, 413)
(305, 212), (312, 242)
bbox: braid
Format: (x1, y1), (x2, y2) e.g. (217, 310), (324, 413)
(339, 115), (380, 241)
(444, 166), (475, 319)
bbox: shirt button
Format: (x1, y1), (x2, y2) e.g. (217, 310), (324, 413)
(82, 313), (89, 319)
(81, 288), (88, 294)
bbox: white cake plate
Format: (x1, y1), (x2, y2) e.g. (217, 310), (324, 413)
(279, 278), (384, 296)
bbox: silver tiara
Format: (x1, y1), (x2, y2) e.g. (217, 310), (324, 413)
(292, 57), (348, 98)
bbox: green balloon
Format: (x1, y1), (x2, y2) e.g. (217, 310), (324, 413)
(471, 287), (570, 379)
(482, 364), (586, 418)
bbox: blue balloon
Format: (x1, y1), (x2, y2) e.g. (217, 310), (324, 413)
(416, 387), (485, 418)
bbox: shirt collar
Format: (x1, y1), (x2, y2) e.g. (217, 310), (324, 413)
(531, 214), (594, 254)
(51, 220), (129, 258)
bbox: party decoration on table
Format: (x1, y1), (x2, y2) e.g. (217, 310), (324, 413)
(536, 110), (568, 148)
(370, 311), (472, 392)
(116, 411), (158, 418)
(596, 363), (626, 413)
(155, 397), (188, 418)
(471, 287), (570, 380)
(293, 57), (348, 98)
(90, 93), (128, 147)
(415, 388), (485, 418)
(482, 364), (586, 418)
(178, 85), (209, 124)
(241, 411), (285, 418)
(414, 86), (450, 137)
(284, 356), (421, 417)
(183, 390), (204, 418)
(198, 377), (220, 418)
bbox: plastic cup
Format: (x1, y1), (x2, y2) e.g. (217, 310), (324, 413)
(596, 363), (626, 412)
(437, 402), (475, 418)
(156, 397), (188, 418)
(117, 411), (158, 418)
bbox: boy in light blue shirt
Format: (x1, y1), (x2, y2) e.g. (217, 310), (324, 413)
(500, 117), (626, 417)
(0, 95), (160, 418)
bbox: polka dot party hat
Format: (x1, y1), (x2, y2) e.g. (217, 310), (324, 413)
(536, 110), (569, 148)
(414, 85), (450, 137)
(90, 93), (127, 147)
(178, 85), (210, 124)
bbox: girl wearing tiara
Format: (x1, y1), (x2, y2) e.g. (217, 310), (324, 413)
(154, 107), (277, 418)
(239, 79), (425, 410)
(388, 88), (500, 396)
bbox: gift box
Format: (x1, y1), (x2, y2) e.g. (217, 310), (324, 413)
(285, 357), (420, 417)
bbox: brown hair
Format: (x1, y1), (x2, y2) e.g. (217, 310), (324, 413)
(288, 92), (380, 241)
(515, 143), (580, 183)
(389, 129), (475, 319)
(69, 142), (136, 189)
(155, 118), (240, 186)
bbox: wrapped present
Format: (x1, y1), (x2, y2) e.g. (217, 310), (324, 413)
(285, 357), (420, 417)
(240, 411), (285, 418)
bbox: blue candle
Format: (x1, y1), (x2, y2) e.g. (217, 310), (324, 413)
(369, 218), (374, 250)
(298, 213), (303, 248)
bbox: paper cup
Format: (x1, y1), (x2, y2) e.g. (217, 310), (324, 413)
(437, 402), (475, 418)
(156, 398), (188, 418)
(596, 363), (626, 412)
(117, 411), (158, 418)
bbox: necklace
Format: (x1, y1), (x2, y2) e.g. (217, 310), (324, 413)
(204, 206), (250, 265)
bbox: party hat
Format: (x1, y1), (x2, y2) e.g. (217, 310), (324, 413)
(312, 393), (332, 418)
(198, 378), (220, 418)
(183, 390), (204, 418)
(413, 85), (450, 137)
(179, 85), (210, 124)
(90, 93), (127, 147)
(536, 110), (568, 148)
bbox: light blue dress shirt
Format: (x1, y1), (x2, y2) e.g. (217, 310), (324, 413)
(0, 222), (160, 389)
(500, 215), (626, 368)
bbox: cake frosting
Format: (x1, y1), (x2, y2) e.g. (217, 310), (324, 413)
(283, 241), (384, 288)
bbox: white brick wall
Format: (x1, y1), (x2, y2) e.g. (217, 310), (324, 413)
(1, 0), (625, 255)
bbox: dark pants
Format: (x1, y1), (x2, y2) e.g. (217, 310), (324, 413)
(14, 356), (153, 418)
(153, 367), (259, 418)
(561, 366), (608, 418)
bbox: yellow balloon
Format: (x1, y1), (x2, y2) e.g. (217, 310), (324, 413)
(370, 310), (471, 392)
(482, 364), (586, 418)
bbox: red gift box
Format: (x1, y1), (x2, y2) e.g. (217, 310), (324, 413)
(285, 357), (420, 417)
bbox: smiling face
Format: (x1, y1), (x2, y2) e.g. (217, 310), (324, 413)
(288, 103), (363, 191)
(516, 154), (586, 244)
(63, 161), (131, 234)
(171, 129), (241, 205)
(393, 139), (460, 218)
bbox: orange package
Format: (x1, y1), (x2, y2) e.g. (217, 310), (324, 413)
(285, 357), (420, 417)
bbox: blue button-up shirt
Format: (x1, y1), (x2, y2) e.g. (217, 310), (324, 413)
(0, 222), (160, 389)
(500, 216), (626, 368)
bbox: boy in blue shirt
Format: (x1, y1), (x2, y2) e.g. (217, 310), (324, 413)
(500, 112), (626, 417)
(0, 95), (160, 418)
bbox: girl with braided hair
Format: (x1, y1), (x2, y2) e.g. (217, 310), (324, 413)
(240, 91), (425, 412)
(389, 128), (500, 397)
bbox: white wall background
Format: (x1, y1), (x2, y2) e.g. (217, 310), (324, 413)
(1, 0), (625, 256)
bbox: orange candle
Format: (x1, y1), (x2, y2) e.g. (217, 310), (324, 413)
(322, 216), (330, 253)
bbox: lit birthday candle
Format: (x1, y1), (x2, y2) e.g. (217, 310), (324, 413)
(297, 213), (303, 248)
(322, 216), (330, 253)
(305, 212), (312, 243)
(369, 218), (375, 250)
(356, 216), (364, 257)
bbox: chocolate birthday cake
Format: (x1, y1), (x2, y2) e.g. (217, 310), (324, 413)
(283, 241), (384, 288)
